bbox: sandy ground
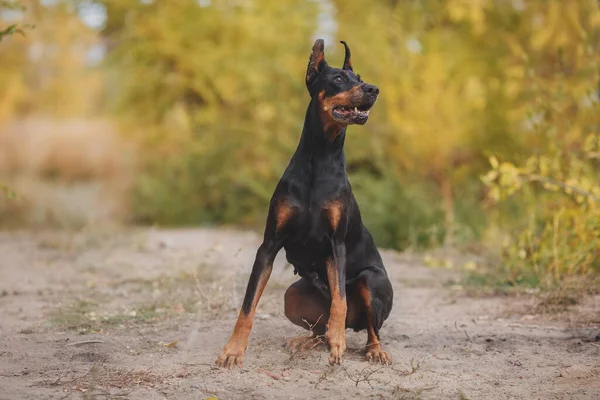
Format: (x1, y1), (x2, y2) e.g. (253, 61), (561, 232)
(0, 228), (598, 400)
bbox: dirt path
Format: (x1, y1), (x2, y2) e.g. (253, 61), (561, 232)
(0, 228), (598, 399)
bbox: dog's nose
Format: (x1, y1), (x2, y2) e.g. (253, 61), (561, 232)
(364, 84), (379, 96)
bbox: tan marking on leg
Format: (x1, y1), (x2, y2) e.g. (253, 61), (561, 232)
(216, 267), (272, 368)
(358, 283), (392, 365)
(325, 259), (347, 365)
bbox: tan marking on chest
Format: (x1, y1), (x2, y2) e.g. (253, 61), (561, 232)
(323, 200), (343, 231)
(276, 199), (295, 232)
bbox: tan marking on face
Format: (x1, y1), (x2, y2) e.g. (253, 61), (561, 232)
(318, 86), (365, 140)
(323, 200), (343, 231)
(275, 199), (294, 232)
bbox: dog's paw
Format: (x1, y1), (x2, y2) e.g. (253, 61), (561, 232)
(325, 329), (346, 365)
(215, 341), (246, 368)
(365, 344), (392, 365)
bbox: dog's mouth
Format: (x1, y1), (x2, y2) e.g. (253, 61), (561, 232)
(332, 101), (375, 125)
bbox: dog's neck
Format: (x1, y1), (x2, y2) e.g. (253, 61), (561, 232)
(293, 98), (347, 163)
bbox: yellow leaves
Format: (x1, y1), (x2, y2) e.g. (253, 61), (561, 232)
(504, 81), (521, 100)
(518, 248), (527, 260)
(483, 157), (524, 201)
(488, 186), (500, 202)
(584, 134), (599, 153)
(531, 2), (561, 50)
(465, 76), (486, 110)
(481, 157), (500, 197)
(590, 6), (600, 28)
(529, 1), (591, 71)
(489, 156), (499, 169)
(565, 2), (586, 40)
(498, 162), (522, 194)
(463, 261), (478, 271)
(163, 102), (191, 132)
(447, 0), (489, 36)
(503, 64), (528, 100)
(447, 0), (468, 23)
(423, 255), (455, 269)
(254, 103), (276, 123)
(541, 181), (560, 192)
(505, 65), (526, 80)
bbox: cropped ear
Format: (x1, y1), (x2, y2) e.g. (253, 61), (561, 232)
(306, 39), (327, 91)
(340, 41), (353, 71)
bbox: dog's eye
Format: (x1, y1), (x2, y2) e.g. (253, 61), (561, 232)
(334, 76), (343, 84)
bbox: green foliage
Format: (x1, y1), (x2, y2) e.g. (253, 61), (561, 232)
(2, 0), (600, 290)
(479, 1), (600, 289)
(0, 1), (28, 199)
(0, 1), (31, 42)
(0, 23), (22, 40)
(101, 0), (318, 226)
(350, 171), (445, 250)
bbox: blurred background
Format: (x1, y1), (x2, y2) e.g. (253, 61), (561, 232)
(0, 0), (599, 291)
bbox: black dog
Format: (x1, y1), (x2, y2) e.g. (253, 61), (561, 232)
(216, 39), (393, 367)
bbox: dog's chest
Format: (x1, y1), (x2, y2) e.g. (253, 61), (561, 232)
(278, 161), (347, 276)
(280, 203), (335, 278)
(282, 234), (329, 280)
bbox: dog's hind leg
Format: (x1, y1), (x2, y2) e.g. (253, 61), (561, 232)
(352, 267), (393, 364)
(284, 277), (329, 351)
(284, 277), (329, 335)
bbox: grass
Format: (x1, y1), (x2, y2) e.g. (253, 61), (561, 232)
(48, 299), (99, 333)
(46, 259), (239, 334)
(47, 298), (189, 334)
(460, 262), (600, 318)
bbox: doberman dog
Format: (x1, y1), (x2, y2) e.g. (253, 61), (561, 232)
(216, 39), (393, 367)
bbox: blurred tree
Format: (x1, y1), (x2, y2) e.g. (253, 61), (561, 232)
(0, 0), (598, 291)
(481, 1), (600, 288)
(0, 0), (103, 121)
(0, 1), (30, 41)
(100, 0), (319, 225)
(0, 0), (29, 199)
(333, 0), (506, 245)
(0, 1), (29, 123)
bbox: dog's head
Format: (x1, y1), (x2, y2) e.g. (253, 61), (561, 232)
(306, 39), (379, 128)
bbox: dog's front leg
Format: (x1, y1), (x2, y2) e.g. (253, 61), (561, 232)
(325, 241), (347, 365)
(215, 241), (280, 368)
